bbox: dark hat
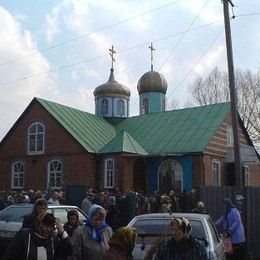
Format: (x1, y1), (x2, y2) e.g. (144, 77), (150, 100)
(223, 198), (235, 208)
(67, 209), (79, 219)
(40, 212), (55, 227)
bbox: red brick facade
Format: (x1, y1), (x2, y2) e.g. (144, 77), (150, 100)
(0, 102), (259, 195)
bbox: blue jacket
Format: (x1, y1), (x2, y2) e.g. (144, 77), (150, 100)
(215, 207), (245, 244)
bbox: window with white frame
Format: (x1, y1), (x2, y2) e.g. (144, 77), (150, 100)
(28, 122), (45, 154)
(117, 99), (125, 116)
(212, 159), (221, 186)
(161, 99), (165, 112)
(243, 166), (250, 186)
(48, 160), (62, 189)
(104, 159), (114, 188)
(12, 161), (24, 189)
(227, 127), (234, 146)
(101, 99), (108, 115)
(143, 98), (149, 114)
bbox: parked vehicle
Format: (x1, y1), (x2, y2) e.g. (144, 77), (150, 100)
(127, 213), (225, 260)
(0, 204), (88, 254)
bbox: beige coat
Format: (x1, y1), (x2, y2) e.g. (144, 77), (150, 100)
(70, 225), (113, 260)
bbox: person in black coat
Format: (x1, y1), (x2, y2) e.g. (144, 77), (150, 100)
(2, 212), (72, 260)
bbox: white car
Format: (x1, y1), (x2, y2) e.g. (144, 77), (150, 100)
(127, 213), (225, 260)
(0, 204), (87, 254)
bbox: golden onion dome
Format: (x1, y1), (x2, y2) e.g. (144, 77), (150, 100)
(137, 70), (167, 94)
(94, 69), (130, 99)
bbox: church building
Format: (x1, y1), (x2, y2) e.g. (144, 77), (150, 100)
(0, 45), (259, 197)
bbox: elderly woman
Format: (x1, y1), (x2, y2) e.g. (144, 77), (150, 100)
(153, 217), (208, 260)
(103, 226), (136, 260)
(71, 204), (113, 260)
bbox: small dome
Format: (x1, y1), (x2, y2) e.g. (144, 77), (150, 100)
(94, 69), (130, 99)
(137, 70), (167, 94)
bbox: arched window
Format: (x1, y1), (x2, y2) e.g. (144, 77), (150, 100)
(161, 99), (166, 112)
(117, 99), (125, 116)
(48, 159), (62, 189)
(101, 99), (108, 115)
(12, 161), (24, 189)
(143, 98), (149, 114)
(104, 159), (114, 188)
(28, 122), (45, 154)
(158, 159), (183, 194)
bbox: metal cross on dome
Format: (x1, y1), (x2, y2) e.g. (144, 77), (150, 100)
(149, 42), (155, 71)
(109, 45), (116, 69)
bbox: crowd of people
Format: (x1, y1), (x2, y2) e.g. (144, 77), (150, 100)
(0, 187), (246, 259)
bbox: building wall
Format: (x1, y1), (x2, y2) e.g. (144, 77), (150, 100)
(0, 101), (96, 192)
(203, 112), (260, 187)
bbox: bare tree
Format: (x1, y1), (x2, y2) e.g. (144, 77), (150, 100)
(189, 67), (260, 151)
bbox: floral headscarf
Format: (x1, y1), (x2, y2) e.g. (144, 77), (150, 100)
(171, 217), (192, 238)
(108, 227), (136, 255)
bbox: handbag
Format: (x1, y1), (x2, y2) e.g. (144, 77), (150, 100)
(223, 235), (233, 255)
(223, 214), (233, 255)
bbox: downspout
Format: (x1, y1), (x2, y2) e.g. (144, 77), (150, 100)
(200, 154), (205, 186)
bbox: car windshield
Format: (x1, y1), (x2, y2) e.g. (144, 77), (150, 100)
(133, 218), (206, 244)
(0, 206), (33, 222)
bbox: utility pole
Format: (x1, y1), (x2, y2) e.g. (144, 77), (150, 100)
(222, 0), (242, 190)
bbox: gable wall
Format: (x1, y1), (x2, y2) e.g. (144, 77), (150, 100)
(0, 102), (97, 192)
(202, 112), (260, 186)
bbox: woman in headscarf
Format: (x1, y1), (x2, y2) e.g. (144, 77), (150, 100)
(215, 198), (245, 260)
(64, 209), (80, 237)
(71, 204), (113, 260)
(153, 217), (208, 260)
(103, 227), (136, 260)
(2, 212), (72, 260)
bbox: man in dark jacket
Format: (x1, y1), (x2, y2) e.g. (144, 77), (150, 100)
(2, 212), (72, 260)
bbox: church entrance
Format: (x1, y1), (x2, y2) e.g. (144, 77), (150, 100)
(133, 159), (146, 193)
(158, 159), (183, 194)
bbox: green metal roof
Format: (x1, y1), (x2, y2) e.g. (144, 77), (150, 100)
(99, 130), (148, 155)
(36, 98), (230, 155)
(37, 98), (115, 153)
(114, 102), (231, 154)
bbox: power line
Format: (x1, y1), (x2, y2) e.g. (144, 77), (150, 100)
(0, 0), (180, 68)
(159, 0), (211, 71)
(167, 29), (224, 101)
(0, 20), (222, 87)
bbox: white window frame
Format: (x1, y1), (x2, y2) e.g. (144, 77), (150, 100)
(212, 159), (221, 186)
(27, 122), (45, 154)
(243, 166), (250, 186)
(47, 159), (63, 190)
(227, 126), (234, 147)
(12, 161), (24, 189)
(101, 99), (108, 115)
(104, 159), (114, 188)
(117, 99), (125, 116)
(143, 98), (149, 114)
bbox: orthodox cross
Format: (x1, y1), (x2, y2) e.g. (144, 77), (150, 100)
(149, 42), (155, 71)
(109, 45), (116, 69)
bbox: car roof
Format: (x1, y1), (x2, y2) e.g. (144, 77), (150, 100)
(131, 213), (210, 221)
(5, 204), (79, 208)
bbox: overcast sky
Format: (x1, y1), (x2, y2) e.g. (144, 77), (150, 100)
(0, 0), (260, 141)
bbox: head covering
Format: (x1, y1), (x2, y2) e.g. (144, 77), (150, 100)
(35, 212), (55, 232)
(223, 198), (235, 209)
(171, 217), (192, 238)
(85, 204), (109, 242)
(67, 209), (79, 220)
(108, 227), (136, 257)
